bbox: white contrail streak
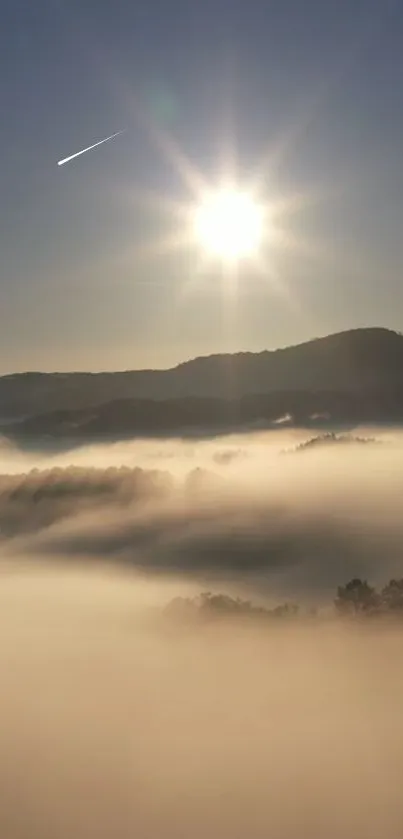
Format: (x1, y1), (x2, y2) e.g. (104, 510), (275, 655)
(57, 130), (125, 167)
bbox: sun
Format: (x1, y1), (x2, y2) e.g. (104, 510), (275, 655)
(192, 188), (265, 261)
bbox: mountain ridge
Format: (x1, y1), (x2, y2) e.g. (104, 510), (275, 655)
(1, 328), (403, 429)
(1, 327), (398, 379)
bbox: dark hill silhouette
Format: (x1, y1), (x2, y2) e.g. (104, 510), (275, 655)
(3, 327), (403, 439)
(1, 327), (402, 418)
(7, 388), (403, 441)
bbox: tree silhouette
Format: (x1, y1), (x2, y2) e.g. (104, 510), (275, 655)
(270, 603), (299, 618)
(164, 591), (301, 623)
(334, 578), (380, 616)
(164, 578), (403, 627)
(381, 579), (403, 612)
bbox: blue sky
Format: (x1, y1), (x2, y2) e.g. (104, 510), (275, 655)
(1, 0), (403, 371)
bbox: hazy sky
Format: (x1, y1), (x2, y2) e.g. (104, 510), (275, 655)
(1, 0), (403, 372)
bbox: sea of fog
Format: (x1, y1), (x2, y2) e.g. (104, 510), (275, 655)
(1, 426), (403, 837)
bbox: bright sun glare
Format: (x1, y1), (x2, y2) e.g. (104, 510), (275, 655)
(193, 188), (265, 261)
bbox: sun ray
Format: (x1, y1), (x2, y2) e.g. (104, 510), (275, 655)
(122, 186), (196, 220)
(100, 94), (342, 325)
(139, 113), (209, 199)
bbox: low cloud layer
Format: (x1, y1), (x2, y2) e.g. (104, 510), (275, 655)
(1, 429), (403, 837)
(0, 427), (402, 601)
(1, 564), (403, 839)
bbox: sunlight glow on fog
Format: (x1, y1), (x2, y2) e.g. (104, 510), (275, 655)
(0, 426), (401, 601)
(1, 428), (403, 837)
(1, 564), (403, 839)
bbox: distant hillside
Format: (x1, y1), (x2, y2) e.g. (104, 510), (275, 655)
(6, 386), (403, 442)
(1, 328), (403, 423)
